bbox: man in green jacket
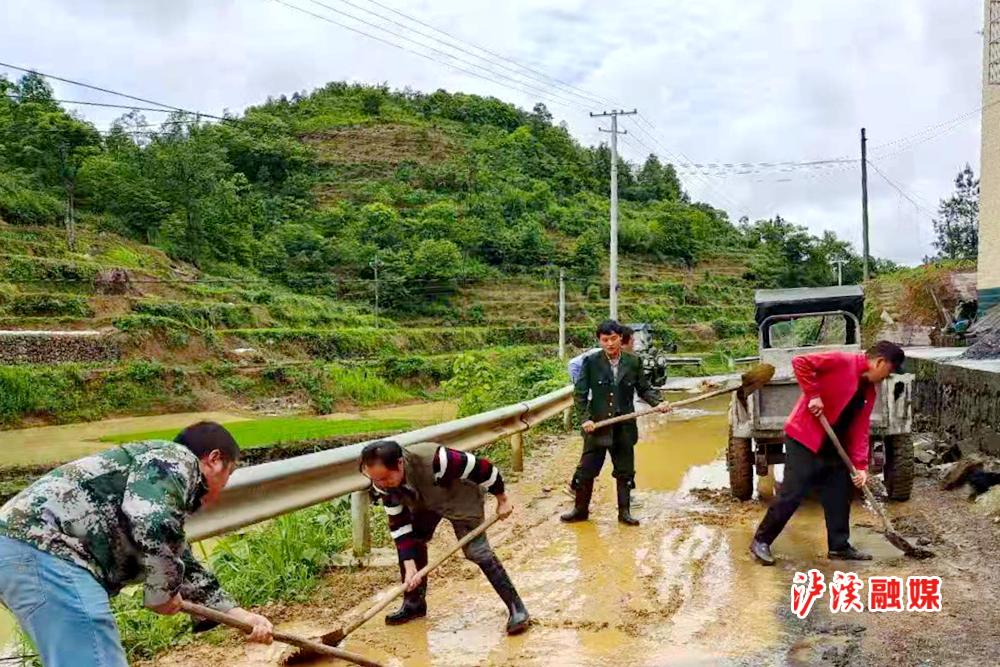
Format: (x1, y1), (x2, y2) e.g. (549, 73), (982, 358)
(561, 320), (671, 526)
(0, 421), (273, 667)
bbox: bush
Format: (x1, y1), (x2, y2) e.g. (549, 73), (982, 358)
(0, 254), (100, 284)
(442, 347), (567, 417)
(0, 171), (64, 225)
(7, 293), (92, 317)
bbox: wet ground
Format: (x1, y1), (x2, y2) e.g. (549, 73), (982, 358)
(0, 402), (458, 468)
(155, 396), (920, 667)
(28, 393), (992, 667)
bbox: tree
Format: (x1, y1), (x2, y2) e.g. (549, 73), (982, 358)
(627, 154), (683, 202)
(650, 202), (697, 266)
(149, 125), (231, 265)
(26, 112), (100, 249)
(409, 239), (463, 280)
(932, 164), (978, 260)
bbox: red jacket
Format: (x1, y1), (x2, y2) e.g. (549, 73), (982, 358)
(783, 351), (874, 471)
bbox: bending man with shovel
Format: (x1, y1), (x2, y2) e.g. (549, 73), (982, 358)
(362, 440), (530, 635)
(750, 341), (905, 566)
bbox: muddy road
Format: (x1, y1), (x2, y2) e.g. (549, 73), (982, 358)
(156, 398), (1000, 667)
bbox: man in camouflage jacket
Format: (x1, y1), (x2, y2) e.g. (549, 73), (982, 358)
(0, 422), (273, 667)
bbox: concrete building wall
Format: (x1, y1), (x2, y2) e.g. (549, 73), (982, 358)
(981, 0), (1000, 313)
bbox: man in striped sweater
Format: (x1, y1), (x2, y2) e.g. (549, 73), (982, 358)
(360, 440), (529, 635)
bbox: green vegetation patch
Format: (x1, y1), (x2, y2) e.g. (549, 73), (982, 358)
(101, 415), (414, 449)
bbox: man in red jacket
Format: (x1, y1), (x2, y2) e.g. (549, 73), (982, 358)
(749, 341), (905, 565)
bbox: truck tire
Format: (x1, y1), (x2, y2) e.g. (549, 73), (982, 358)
(884, 434), (914, 501)
(728, 435), (754, 501)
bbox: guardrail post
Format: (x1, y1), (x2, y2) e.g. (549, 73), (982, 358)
(511, 433), (524, 472)
(563, 408), (572, 431)
(351, 490), (371, 558)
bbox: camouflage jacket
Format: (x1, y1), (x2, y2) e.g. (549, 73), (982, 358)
(0, 440), (235, 611)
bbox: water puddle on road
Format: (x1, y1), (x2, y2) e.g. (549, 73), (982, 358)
(203, 394), (906, 667)
(304, 395), (812, 666)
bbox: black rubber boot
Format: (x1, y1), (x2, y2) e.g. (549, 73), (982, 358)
(749, 539), (776, 566)
(828, 544), (873, 561)
(478, 553), (530, 635)
(560, 478), (593, 523)
(385, 581), (427, 625)
(617, 478), (639, 526)
(386, 549), (428, 625)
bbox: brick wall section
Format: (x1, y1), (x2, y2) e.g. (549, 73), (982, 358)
(912, 356), (1000, 456)
(0, 331), (120, 364)
(981, 0), (1000, 313)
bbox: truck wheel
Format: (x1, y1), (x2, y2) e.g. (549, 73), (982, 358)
(884, 434), (914, 501)
(728, 435), (754, 501)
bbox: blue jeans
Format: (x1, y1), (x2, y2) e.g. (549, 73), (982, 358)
(0, 535), (127, 667)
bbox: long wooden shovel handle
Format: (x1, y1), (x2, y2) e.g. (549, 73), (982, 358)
(339, 512), (502, 640)
(590, 383), (739, 430)
(180, 601), (385, 667)
(817, 415), (893, 529)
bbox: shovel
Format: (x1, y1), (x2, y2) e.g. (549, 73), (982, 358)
(281, 513), (502, 663)
(589, 363), (776, 430)
(180, 601), (387, 667)
(817, 415), (933, 560)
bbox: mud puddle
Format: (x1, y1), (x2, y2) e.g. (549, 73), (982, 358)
(285, 396), (825, 666)
(159, 395), (914, 667)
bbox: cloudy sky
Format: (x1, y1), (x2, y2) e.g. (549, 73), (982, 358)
(0, 0), (986, 265)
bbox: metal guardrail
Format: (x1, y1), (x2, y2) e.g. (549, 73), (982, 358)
(187, 386), (574, 542)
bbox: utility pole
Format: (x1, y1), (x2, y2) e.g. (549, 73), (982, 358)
(558, 269), (566, 360)
(860, 128), (870, 282)
(832, 257), (847, 286)
(591, 108), (637, 321)
(369, 254), (383, 328)
(558, 268), (571, 431)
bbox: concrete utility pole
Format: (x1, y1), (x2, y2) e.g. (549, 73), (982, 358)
(369, 254), (383, 328)
(558, 269), (566, 360)
(832, 257), (847, 286)
(591, 108), (637, 320)
(861, 128), (870, 282)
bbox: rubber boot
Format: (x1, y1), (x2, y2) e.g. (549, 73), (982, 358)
(560, 478), (593, 523)
(617, 478), (639, 526)
(477, 553), (530, 635)
(384, 580), (427, 625)
(386, 550), (428, 625)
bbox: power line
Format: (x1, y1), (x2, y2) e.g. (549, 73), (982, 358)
(302, 0), (586, 109)
(623, 115), (745, 214)
(0, 61), (226, 120)
(317, 0), (609, 108)
(356, 0), (616, 108)
(4, 92), (206, 117)
(266, 0), (581, 112)
(865, 159), (937, 219)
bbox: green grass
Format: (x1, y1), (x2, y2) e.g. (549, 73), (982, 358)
(101, 415), (415, 449)
(75, 497), (394, 663)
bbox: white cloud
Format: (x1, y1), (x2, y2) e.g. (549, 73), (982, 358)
(0, 0), (984, 264)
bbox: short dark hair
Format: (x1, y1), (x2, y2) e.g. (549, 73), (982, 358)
(596, 319), (623, 338)
(360, 440), (404, 471)
(175, 421), (240, 463)
(868, 340), (905, 371)
(620, 325), (633, 344)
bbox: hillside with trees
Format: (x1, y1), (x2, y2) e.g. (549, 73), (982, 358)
(0, 72), (904, 431)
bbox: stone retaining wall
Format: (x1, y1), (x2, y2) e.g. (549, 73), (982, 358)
(0, 331), (120, 365)
(912, 356), (1000, 456)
